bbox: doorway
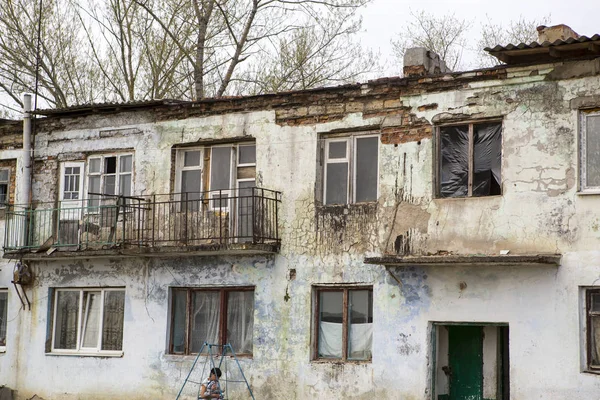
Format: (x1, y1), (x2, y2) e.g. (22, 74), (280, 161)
(432, 323), (509, 400)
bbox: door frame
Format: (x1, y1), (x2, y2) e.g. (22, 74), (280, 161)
(429, 322), (509, 400)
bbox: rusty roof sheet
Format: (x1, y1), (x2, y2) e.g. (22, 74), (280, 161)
(485, 34), (600, 53)
(35, 99), (188, 116)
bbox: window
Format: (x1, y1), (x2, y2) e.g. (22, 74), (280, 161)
(587, 289), (600, 371)
(322, 135), (379, 205)
(436, 122), (502, 198)
(0, 290), (7, 349)
(313, 286), (373, 361)
(0, 168), (9, 206)
(60, 162), (84, 202)
(580, 111), (600, 192)
(88, 154), (133, 206)
(175, 143), (256, 209)
(169, 287), (254, 356)
(51, 288), (125, 354)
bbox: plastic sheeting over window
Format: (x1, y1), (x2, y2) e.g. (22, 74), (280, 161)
(440, 122), (502, 198)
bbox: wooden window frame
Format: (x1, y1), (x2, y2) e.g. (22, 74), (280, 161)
(322, 133), (380, 205)
(434, 120), (502, 198)
(50, 287), (125, 356)
(312, 285), (373, 362)
(579, 110), (600, 193)
(168, 286), (255, 357)
(587, 288), (600, 371)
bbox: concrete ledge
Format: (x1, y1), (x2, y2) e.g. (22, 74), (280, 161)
(4, 243), (279, 261)
(364, 253), (561, 267)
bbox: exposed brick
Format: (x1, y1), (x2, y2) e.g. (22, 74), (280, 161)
(365, 100), (385, 112)
(345, 102), (364, 113)
(308, 105), (326, 115)
(417, 103), (438, 111)
(384, 99), (403, 109)
(381, 124), (432, 144)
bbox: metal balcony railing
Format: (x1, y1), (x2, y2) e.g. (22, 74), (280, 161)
(3, 188), (281, 253)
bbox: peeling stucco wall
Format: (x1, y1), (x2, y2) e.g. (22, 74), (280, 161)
(2, 57), (600, 399)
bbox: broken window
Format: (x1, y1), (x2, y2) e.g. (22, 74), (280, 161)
(87, 154), (133, 207)
(0, 290), (7, 348)
(51, 288), (125, 354)
(322, 135), (379, 205)
(169, 287), (254, 356)
(313, 286), (373, 361)
(580, 111), (600, 192)
(587, 289), (600, 371)
(437, 122), (502, 198)
(0, 168), (9, 206)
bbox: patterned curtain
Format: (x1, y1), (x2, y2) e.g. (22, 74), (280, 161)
(102, 291), (125, 351)
(54, 291), (79, 349)
(0, 292), (7, 346)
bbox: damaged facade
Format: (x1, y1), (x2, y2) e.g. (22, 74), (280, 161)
(1, 25), (600, 399)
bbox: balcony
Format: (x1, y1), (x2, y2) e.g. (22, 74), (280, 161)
(3, 188), (281, 259)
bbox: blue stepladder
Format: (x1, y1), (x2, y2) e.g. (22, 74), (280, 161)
(176, 343), (255, 400)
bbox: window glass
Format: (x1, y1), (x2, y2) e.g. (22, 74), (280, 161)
(237, 181), (255, 240)
(355, 137), (378, 202)
(328, 141), (347, 159)
(0, 169), (8, 181)
(0, 185), (7, 204)
(103, 175), (116, 195)
(102, 291), (125, 351)
(210, 147), (232, 191)
(182, 170), (202, 200)
(586, 115), (600, 188)
(190, 291), (220, 354)
(89, 158), (101, 174)
(0, 291), (7, 347)
(318, 291), (343, 358)
(54, 291), (80, 350)
(171, 290), (187, 354)
(119, 175), (132, 197)
(238, 145), (256, 165)
(325, 163), (348, 205)
(81, 291), (101, 348)
(440, 125), (469, 198)
(119, 155), (133, 173)
(184, 150), (201, 167)
(227, 291), (254, 354)
(347, 290), (373, 360)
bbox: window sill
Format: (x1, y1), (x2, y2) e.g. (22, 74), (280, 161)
(582, 369), (600, 376)
(46, 350), (123, 358)
(0, 346), (6, 353)
(163, 353), (253, 361)
(433, 194), (503, 201)
(577, 190), (600, 196)
(311, 359), (372, 365)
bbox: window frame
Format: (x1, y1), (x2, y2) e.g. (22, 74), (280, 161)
(0, 168), (10, 207)
(50, 287), (125, 356)
(86, 153), (134, 199)
(0, 289), (7, 351)
(312, 285), (373, 362)
(434, 120), (503, 198)
(579, 110), (600, 193)
(168, 286), (255, 357)
(322, 133), (380, 205)
(586, 288), (600, 372)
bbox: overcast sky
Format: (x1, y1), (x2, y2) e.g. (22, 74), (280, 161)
(360, 0), (598, 74)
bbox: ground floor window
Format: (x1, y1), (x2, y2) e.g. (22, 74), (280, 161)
(0, 290), (7, 348)
(51, 288), (125, 354)
(432, 323), (509, 400)
(313, 286), (373, 361)
(169, 287), (254, 356)
(586, 288), (600, 371)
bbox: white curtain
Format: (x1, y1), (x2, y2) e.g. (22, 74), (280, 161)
(81, 291), (101, 348)
(227, 291), (254, 354)
(191, 292), (220, 353)
(318, 322), (373, 359)
(592, 317), (600, 365)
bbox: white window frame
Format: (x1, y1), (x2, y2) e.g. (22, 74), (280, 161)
(237, 144), (257, 168)
(323, 134), (379, 205)
(0, 168), (10, 207)
(0, 289), (7, 352)
(86, 153), (134, 199)
(175, 148), (204, 205)
(580, 111), (600, 193)
(50, 287), (125, 356)
(59, 162), (85, 202)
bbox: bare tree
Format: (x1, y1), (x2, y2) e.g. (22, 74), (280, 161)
(391, 10), (470, 72)
(477, 15), (551, 67)
(0, 0), (100, 111)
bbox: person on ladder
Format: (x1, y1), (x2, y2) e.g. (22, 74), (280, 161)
(199, 367), (224, 399)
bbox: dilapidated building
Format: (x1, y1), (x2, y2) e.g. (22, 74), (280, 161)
(1, 25), (600, 399)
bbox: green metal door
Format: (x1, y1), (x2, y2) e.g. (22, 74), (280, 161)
(448, 325), (483, 400)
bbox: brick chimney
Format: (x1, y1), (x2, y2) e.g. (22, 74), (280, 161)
(536, 24), (580, 43)
(403, 47), (450, 78)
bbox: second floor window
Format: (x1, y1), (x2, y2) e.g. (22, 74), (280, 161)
(580, 110), (600, 192)
(322, 134), (379, 205)
(88, 154), (133, 206)
(0, 168), (9, 206)
(437, 122), (502, 198)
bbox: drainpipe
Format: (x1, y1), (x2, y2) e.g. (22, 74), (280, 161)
(22, 93), (32, 206)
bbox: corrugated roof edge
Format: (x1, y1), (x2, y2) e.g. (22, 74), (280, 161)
(485, 34), (600, 53)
